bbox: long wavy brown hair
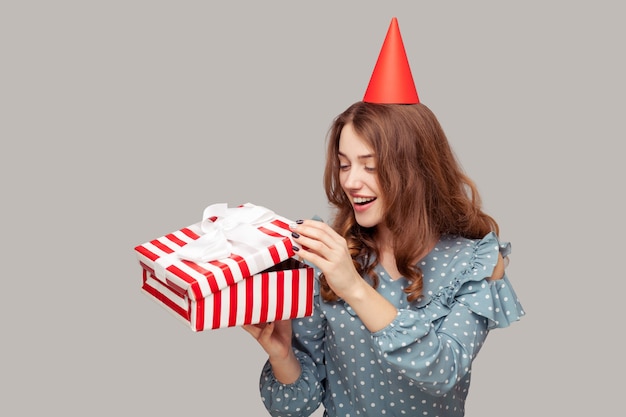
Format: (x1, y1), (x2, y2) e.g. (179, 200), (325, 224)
(320, 101), (499, 302)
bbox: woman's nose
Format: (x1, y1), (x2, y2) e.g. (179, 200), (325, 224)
(343, 169), (363, 189)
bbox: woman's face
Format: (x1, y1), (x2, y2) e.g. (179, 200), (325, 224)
(338, 123), (385, 228)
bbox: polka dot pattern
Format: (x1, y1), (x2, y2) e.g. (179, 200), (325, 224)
(259, 232), (525, 416)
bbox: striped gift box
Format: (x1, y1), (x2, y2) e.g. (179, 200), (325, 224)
(134, 204), (315, 331)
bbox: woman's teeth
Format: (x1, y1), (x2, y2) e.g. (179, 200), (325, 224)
(353, 197), (376, 205)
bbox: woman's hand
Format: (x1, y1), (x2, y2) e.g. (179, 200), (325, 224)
(242, 320), (302, 384)
(291, 219), (398, 333)
(242, 320), (293, 360)
(290, 219), (363, 299)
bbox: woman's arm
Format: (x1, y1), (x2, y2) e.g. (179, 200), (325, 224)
(243, 280), (328, 417)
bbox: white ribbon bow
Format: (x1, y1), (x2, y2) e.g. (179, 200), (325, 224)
(154, 203), (279, 278)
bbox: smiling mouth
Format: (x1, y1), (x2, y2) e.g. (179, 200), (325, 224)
(353, 197), (376, 205)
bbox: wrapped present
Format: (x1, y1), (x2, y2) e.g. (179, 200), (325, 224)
(134, 203), (315, 331)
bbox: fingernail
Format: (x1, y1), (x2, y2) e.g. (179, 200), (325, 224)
(292, 245), (300, 252)
(291, 232), (300, 238)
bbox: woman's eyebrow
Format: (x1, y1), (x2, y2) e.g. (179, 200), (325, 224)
(338, 151), (375, 160)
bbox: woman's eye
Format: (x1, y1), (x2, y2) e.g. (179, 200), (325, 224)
(365, 166), (376, 172)
(339, 164), (350, 171)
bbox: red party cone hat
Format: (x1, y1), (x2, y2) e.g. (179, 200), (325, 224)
(363, 17), (419, 104)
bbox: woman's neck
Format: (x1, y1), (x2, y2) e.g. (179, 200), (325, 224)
(374, 224), (394, 253)
(375, 224), (440, 265)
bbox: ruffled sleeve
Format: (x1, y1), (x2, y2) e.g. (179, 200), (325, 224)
(405, 231), (524, 330)
(370, 232), (525, 395)
(453, 231), (525, 329)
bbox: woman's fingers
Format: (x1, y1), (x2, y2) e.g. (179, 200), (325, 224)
(243, 321), (294, 360)
(242, 322), (272, 341)
(291, 221), (354, 283)
(293, 220), (340, 241)
(293, 233), (329, 255)
(291, 220), (343, 255)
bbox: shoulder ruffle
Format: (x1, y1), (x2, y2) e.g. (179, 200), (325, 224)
(413, 232), (525, 330)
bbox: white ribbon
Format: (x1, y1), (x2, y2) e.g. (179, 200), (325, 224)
(154, 203), (280, 279)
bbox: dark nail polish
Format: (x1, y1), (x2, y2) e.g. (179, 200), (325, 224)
(292, 245), (300, 252)
(291, 232), (300, 238)
(296, 219), (304, 224)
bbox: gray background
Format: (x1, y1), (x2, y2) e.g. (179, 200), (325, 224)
(2, 1), (624, 415)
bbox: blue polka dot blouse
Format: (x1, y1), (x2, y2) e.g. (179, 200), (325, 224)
(258, 231), (525, 417)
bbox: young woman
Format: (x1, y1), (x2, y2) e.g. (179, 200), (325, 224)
(244, 18), (524, 417)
